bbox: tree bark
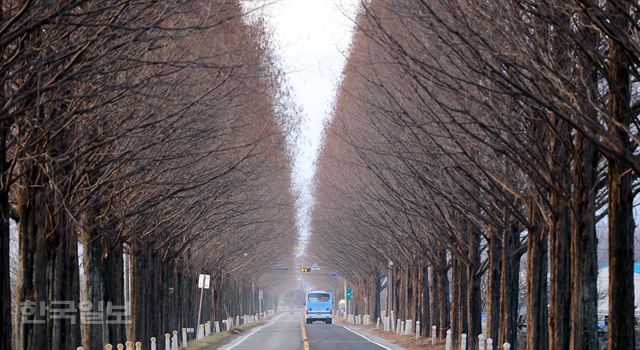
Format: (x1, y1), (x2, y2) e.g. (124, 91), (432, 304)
(486, 228), (501, 342)
(499, 227), (520, 349)
(422, 264), (430, 337)
(569, 132), (598, 350)
(526, 204), (548, 350)
(438, 251), (450, 338)
(450, 257), (460, 344)
(47, 204), (81, 350)
(605, 6), (635, 347)
(16, 155), (49, 350)
(568, 16), (600, 350)
(84, 228), (126, 348)
(467, 225), (482, 349)
(429, 265), (440, 336)
(459, 258), (468, 337)
(548, 150), (572, 350)
(0, 124), (10, 350)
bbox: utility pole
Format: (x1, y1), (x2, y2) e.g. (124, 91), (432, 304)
(388, 260), (394, 315)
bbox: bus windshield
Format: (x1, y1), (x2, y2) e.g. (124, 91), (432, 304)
(307, 293), (331, 302)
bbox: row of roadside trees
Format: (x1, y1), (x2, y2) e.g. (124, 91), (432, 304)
(311, 1), (639, 349)
(0, 1), (298, 349)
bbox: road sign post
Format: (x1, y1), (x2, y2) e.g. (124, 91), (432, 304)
(197, 274), (211, 328)
(346, 287), (353, 317)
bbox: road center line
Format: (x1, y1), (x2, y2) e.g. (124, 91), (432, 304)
(301, 318), (310, 350)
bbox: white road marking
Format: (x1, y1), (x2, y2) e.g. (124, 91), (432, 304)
(221, 313), (286, 350)
(336, 323), (394, 350)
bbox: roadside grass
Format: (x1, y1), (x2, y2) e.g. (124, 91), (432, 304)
(185, 320), (267, 350)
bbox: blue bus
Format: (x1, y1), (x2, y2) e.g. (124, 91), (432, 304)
(305, 290), (332, 324)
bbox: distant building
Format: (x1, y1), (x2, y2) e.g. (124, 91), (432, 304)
(597, 263), (640, 315)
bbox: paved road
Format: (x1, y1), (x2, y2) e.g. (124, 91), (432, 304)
(220, 312), (394, 350)
(306, 322), (391, 350)
(221, 312), (303, 350)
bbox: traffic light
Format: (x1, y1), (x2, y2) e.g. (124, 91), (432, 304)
(300, 267), (311, 272)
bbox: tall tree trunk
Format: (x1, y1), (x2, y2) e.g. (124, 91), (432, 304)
(47, 204), (81, 350)
(374, 272), (381, 320)
(438, 251), (450, 338)
(132, 244), (160, 344)
(499, 227), (520, 349)
(526, 204), (548, 350)
(0, 124), (10, 350)
(0, 4), (10, 347)
(450, 258), (460, 345)
(459, 259), (468, 338)
(84, 226), (126, 348)
(467, 225), (482, 350)
(486, 228), (501, 342)
(605, 4), (635, 347)
(422, 264), (430, 337)
(569, 17), (600, 350)
(569, 133), (598, 350)
(548, 154), (572, 350)
(429, 265), (440, 336)
(16, 157), (49, 350)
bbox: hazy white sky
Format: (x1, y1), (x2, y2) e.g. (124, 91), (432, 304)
(257, 0), (360, 251)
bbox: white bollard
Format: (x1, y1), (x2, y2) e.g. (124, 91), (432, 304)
(117, 345), (124, 350)
(377, 317), (381, 329)
(126, 341), (133, 350)
(503, 342), (511, 350)
(479, 334), (485, 350)
(181, 328), (187, 347)
(206, 321), (211, 336)
(391, 311), (395, 331)
(77, 348), (84, 350)
(416, 321), (421, 339)
(135, 341), (142, 350)
(151, 336), (157, 350)
(171, 331), (178, 350)
(445, 329), (452, 350)
(400, 321), (405, 335)
(106, 344), (113, 350)
(236, 315), (240, 326)
(461, 333), (467, 350)
(396, 319), (401, 334)
(432, 325), (437, 344)
(486, 338), (493, 350)
(215, 321), (220, 333)
(164, 333), (170, 350)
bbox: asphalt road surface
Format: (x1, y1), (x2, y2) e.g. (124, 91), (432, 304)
(220, 312), (394, 350)
(305, 321), (391, 350)
(221, 312), (302, 350)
